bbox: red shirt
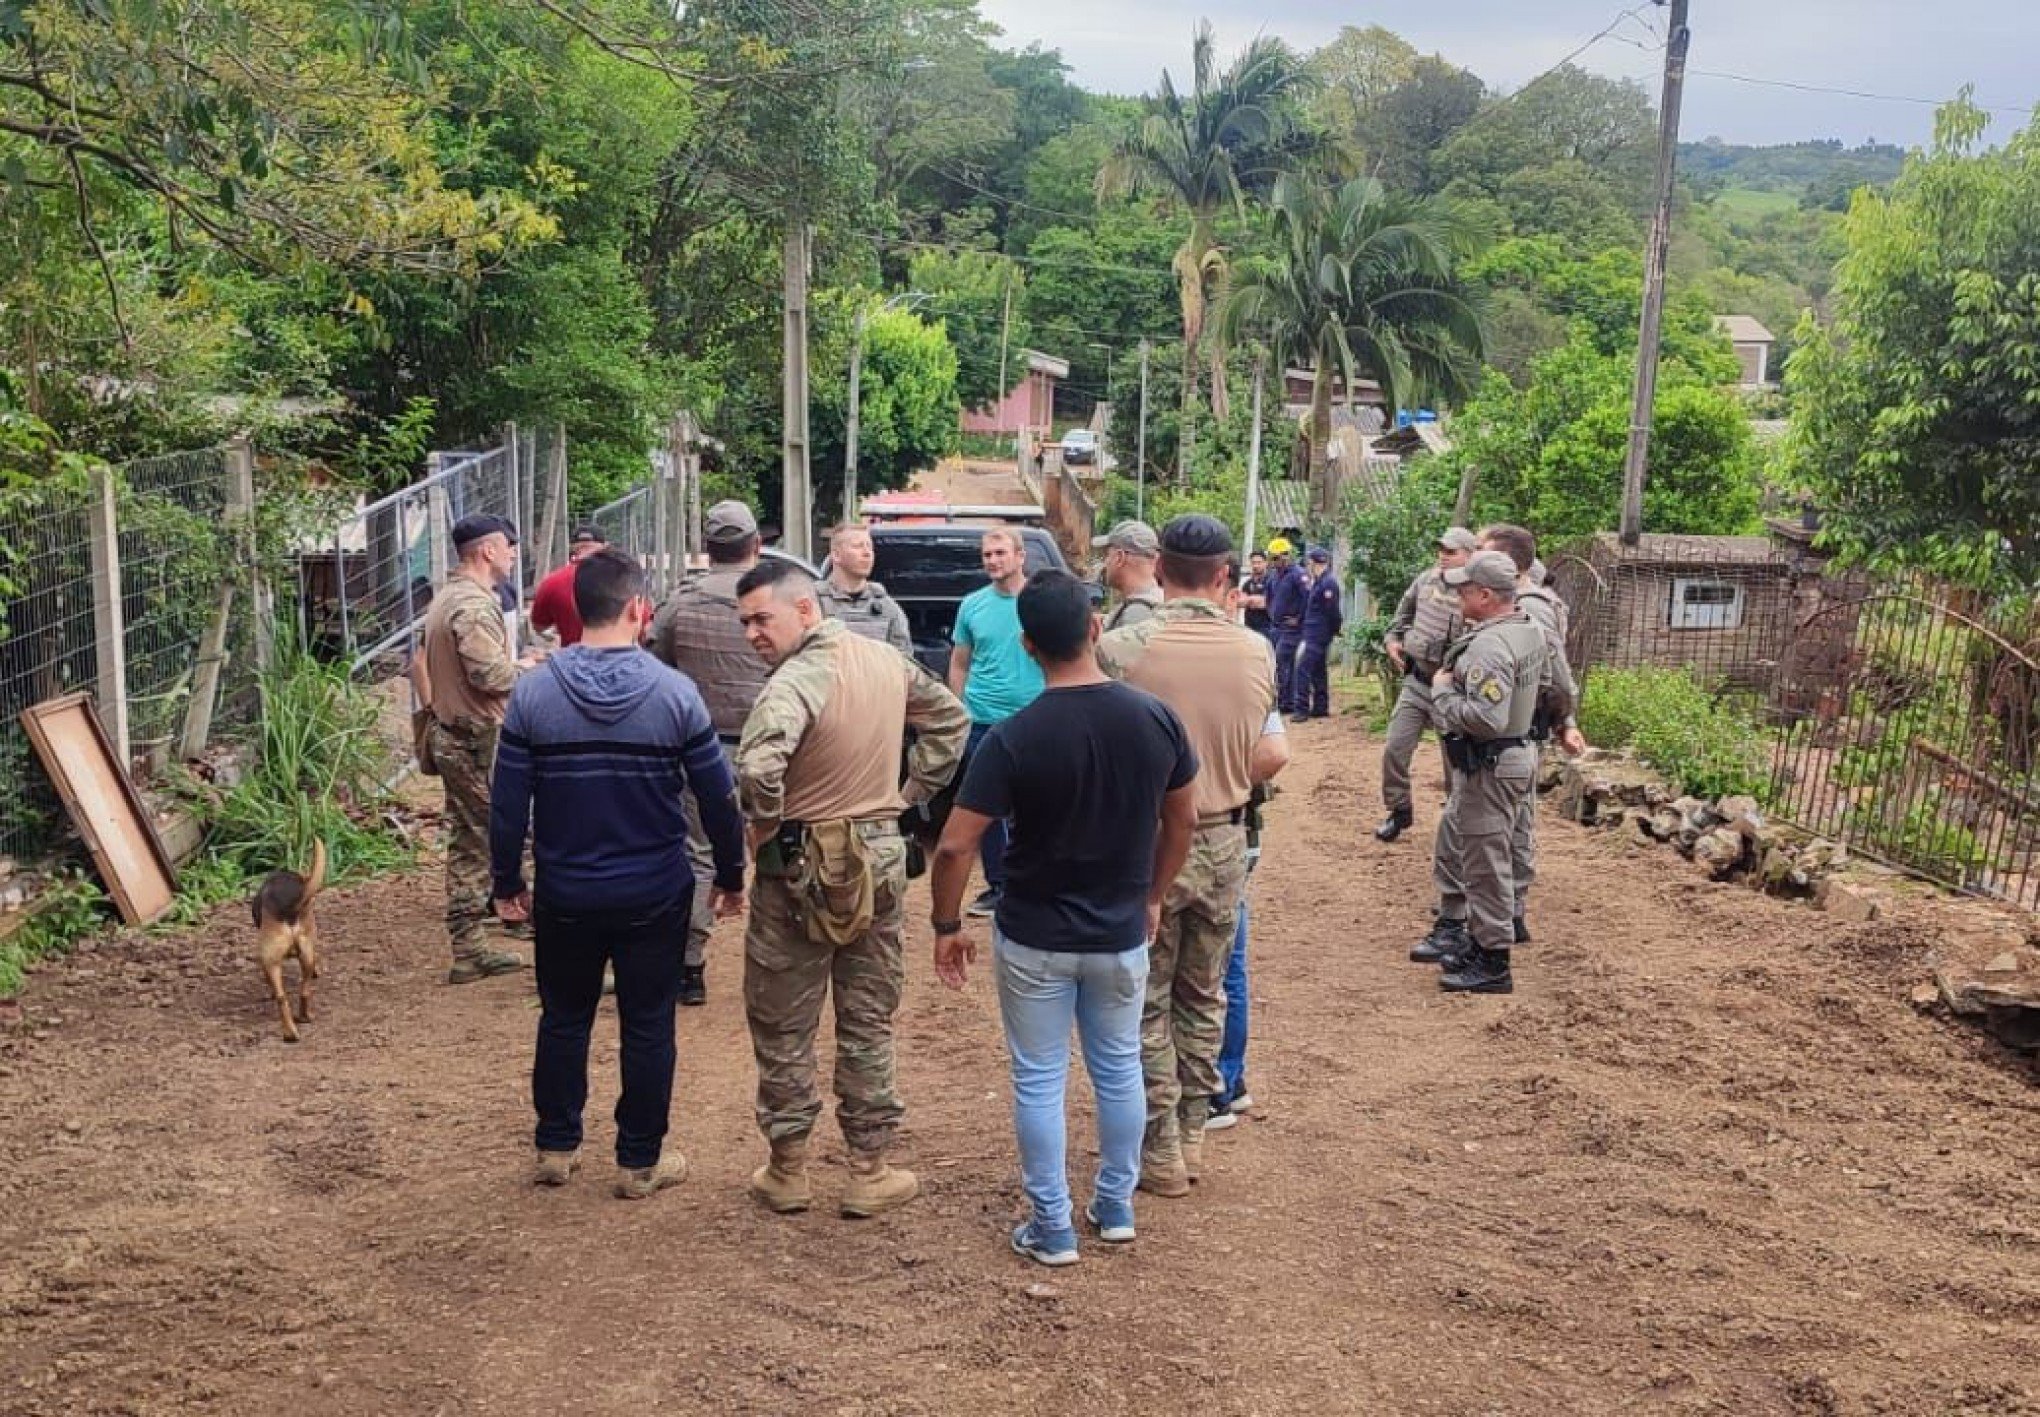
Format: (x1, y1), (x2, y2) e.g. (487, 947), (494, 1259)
(529, 562), (584, 645)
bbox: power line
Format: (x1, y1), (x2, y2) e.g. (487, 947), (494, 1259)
(1687, 69), (2037, 118)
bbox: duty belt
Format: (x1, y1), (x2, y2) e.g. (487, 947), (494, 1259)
(1196, 807), (1247, 829)
(1441, 734), (1528, 774)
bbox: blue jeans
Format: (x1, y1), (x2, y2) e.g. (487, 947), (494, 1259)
(993, 932), (1149, 1233)
(532, 893), (689, 1169)
(1215, 901), (1250, 1107)
(966, 722), (1008, 891)
(1274, 634), (1303, 712)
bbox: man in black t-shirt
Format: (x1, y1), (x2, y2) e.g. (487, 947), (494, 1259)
(931, 569), (1198, 1267)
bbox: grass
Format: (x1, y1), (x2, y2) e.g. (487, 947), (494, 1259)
(1711, 186), (1800, 221)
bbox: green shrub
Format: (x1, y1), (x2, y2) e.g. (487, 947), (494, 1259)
(1578, 666), (1770, 800)
(0, 874), (108, 999)
(1846, 798), (1990, 882)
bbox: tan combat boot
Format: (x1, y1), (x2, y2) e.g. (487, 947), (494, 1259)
(841, 1147), (919, 1218)
(614, 1151), (688, 1200)
(749, 1136), (814, 1214)
(533, 1148), (580, 1187)
(1138, 1139), (1190, 1198)
(1179, 1126), (1204, 1184)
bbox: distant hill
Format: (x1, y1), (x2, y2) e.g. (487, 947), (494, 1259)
(1680, 138), (1907, 209)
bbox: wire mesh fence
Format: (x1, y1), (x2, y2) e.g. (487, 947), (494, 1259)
(590, 484), (654, 568)
(1556, 526), (2040, 910)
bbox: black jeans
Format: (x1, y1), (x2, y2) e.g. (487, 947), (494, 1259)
(532, 892), (690, 1170)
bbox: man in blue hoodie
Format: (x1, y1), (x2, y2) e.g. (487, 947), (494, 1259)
(490, 548), (748, 1200)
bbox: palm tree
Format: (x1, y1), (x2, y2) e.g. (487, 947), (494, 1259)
(1099, 23), (1324, 460)
(1219, 172), (1488, 515)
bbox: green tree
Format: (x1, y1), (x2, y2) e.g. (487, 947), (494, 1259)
(1452, 332), (1760, 543)
(1438, 66), (1655, 219)
(906, 249), (1030, 409)
(811, 301), (960, 516)
(1021, 209), (1178, 396)
(1784, 99), (2040, 589)
(1219, 173), (1487, 514)
(1354, 56), (1485, 195)
(1099, 21), (1322, 438)
(1304, 25), (1417, 141)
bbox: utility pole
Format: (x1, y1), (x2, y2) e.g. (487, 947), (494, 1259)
(782, 221), (813, 561)
(1244, 352), (1266, 556)
(995, 271), (1016, 459)
(844, 304), (866, 526)
(1620, 0), (1691, 546)
(1135, 339), (1150, 523)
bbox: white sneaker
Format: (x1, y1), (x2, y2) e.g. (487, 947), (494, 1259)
(1229, 1093), (1253, 1114)
(1203, 1111), (1239, 1133)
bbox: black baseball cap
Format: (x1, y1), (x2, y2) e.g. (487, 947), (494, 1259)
(1159, 513), (1233, 558)
(452, 514), (518, 552)
(570, 523), (604, 546)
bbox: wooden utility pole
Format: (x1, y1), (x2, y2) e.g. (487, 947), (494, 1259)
(1620, 0), (1691, 546)
(1244, 353), (1266, 556)
(845, 305), (867, 525)
(995, 271), (1015, 455)
(782, 223), (813, 561)
(1135, 339), (1150, 523)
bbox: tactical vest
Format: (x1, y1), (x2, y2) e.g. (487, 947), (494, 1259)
(1443, 613), (1545, 739)
(1517, 586), (1577, 724)
(815, 579), (902, 644)
(652, 567), (768, 738)
(1405, 569), (1464, 671)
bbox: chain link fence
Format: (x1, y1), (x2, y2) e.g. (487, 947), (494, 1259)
(1555, 527), (2040, 910)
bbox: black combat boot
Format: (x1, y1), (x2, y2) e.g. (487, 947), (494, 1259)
(1439, 947), (1514, 995)
(1374, 805), (1414, 842)
(1512, 916), (1530, 944)
(679, 965), (706, 1007)
(1409, 916), (1470, 964)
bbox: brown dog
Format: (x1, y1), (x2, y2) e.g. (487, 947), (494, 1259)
(253, 840), (326, 1043)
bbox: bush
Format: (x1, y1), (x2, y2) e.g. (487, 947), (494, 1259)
(1578, 666), (1770, 800)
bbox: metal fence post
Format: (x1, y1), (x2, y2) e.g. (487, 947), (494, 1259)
(87, 460), (131, 767)
(228, 434), (272, 673)
(425, 452), (453, 585)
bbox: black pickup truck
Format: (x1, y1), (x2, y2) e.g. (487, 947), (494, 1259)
(823, 510), (1078, 678)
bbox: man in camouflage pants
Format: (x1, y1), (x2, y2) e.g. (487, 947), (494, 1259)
(419, 514), (530, 983)
(734, 558), (968, 1218)
(1098, 515), (1289, 1197)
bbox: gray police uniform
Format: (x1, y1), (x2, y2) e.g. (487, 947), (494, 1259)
(1382, 567), (1463, 814)
(1512, 583), (1580, 921)
(815, 578), (913, 655)
(651, 564), (770, 969)
(1431, 611), (1547, 953)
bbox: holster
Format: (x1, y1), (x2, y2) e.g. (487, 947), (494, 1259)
(412, 709), (439, 777)
(1442, 735), (1526, 774)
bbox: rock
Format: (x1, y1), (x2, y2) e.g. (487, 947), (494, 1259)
(1984, 952), (2022, 976)
(1909, 982), (1941, 1009)
(1715, 794), (1761, 826)
(1024, 1283), (1061, 1302)
(0, 855), (14, 879)
(1644, 809), (1684, 842)
(1814, 878), (1880, 923)
(1693, 828), (1745, 880)
(1760, 847), (1800, 889)
(1537, 755), (1568, 791)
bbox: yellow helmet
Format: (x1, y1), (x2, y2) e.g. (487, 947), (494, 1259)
(1267, 537), (1294, 556)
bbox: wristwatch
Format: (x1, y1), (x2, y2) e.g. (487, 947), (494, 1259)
(930, 916), (963, 935)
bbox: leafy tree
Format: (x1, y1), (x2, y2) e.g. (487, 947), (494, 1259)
(1439, 67), (1655, 204)
(1304, 25), (1417, 140)
(1099, 21), (1323, 437)
(1219, 173), (1487, 514)
(1353, 56), (1485, 195)
(810, 302), (960, 517)
(852, 1), (1015, 219)
(1785, 99), (2040, 590)
(1451, 332), (1760, 543)
(906, 248), (1030, 409)
(1021, 210), (1178, 395)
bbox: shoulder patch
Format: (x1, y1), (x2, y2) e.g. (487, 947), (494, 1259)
(1480, 677), (1506, 704)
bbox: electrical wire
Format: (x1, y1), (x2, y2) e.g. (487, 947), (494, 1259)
(1687, 69), (2036, 119)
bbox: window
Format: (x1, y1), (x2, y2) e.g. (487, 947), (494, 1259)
(1668, 577), (1744, 631)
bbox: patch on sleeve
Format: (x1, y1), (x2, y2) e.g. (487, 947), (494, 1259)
(1479, 677), (1506, 704)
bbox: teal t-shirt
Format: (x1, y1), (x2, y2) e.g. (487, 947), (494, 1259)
(953, 583), (1045, 725)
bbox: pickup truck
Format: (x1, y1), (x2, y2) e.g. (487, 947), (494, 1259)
(825, 503), (1079, 678)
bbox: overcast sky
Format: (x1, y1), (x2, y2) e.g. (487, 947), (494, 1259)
(974, 0), (2038, 148)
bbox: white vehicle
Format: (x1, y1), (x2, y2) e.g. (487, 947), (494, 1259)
(1059, 428), (1099, 465)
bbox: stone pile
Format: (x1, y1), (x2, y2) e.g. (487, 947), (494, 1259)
(1543, 751), (1874, 915)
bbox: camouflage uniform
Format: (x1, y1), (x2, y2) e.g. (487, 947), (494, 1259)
(1099, 600), (1275, 1150)
(1382, 566), (1464, 815)
(651, 565), (769, 970)
(814, 577), (913, 655)
(737, 618), (968, 1150)
(1431, 611), (1546, 951)
(419, 576), (518, 963)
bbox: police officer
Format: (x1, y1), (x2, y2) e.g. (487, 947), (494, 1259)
(1099, 515), (1289, 1196)
(1263, 538), (1307, 714)
(418, 513), (530, 984)
(1480, 524), (1587, 943)
(1240, 551), (1273, 641)
(1296, 546), (1344, 718)
(649, 499), (770, 1005)
(1095, 520), (1164, 630)
(815, 523), (912, 653)
(1375, 527), (1477, 841)
(733, 558), (969, 1218)
(1409, 550), (1547, 995)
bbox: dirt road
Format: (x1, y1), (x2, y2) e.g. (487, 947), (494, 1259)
(2, 719), (2036, 1415)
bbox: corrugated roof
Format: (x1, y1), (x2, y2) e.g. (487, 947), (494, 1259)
(1713, 315), (1775, 344)
(1257, 480), (1311, 534)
